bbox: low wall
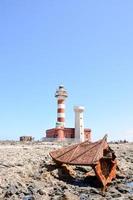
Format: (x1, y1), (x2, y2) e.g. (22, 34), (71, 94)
(46, 127), (91, 141)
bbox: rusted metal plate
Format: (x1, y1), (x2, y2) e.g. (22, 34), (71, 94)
(49, 135), (117, 189)
(94, 158), (117, 188)
(50, 135), (108, 165)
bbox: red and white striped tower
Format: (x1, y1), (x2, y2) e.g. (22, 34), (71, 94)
(55, 85), (68, 128)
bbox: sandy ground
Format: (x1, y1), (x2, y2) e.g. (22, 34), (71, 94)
(0, 141), (132, 200)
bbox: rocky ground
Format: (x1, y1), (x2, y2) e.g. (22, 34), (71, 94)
(0, 141), (132, 200)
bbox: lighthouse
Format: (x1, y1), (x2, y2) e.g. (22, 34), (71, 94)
(46, 85), (91, 141)
(55, 85), (68, 128)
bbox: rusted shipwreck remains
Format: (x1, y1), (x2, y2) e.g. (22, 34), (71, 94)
(50, 135), (117, 189)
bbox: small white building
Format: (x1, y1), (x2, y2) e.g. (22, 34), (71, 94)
(74, 106), (85, 142)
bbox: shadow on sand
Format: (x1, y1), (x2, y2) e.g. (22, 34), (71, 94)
(43, 163), (103, 188)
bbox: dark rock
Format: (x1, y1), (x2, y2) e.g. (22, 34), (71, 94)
(109, 188), (122, 198)
(37, 189), (46, 195)
(27, 183), (37, 195)
(116, 172), (126, 179)
(33, 172), (41, 180)
(80, 193), (89, 200)
(116, 184), (130, 193)
(62, 191), (80, 200)
(128, 195), (133, 200)
(90, 188), (100, 194)
(23, 195), (35, 200)
(111, 193), (121, 198)
(4, 185), (18, 198)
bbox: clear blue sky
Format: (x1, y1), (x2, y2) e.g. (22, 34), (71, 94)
(0, 1), (133, 141)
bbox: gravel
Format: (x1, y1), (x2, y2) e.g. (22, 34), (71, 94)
(0, 141), (132, 200)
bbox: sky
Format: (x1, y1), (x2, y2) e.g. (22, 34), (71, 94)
(0, 0), (133, 141)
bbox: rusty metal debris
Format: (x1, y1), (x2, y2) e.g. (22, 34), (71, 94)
(50, 135), (117, 189)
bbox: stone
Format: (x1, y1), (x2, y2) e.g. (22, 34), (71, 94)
(80, 193), (89, 200)
(116, 184), (130, 193)
(4, 185), (18, 198)
(116, 172), (126, 179)
(37, 189), (46, 195)
(90, 188), (100, 194)
(23, 195), (35, 200)
(62, 191), (80, 200)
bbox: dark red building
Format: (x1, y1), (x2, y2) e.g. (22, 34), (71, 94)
(46, 127), (91, 141)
